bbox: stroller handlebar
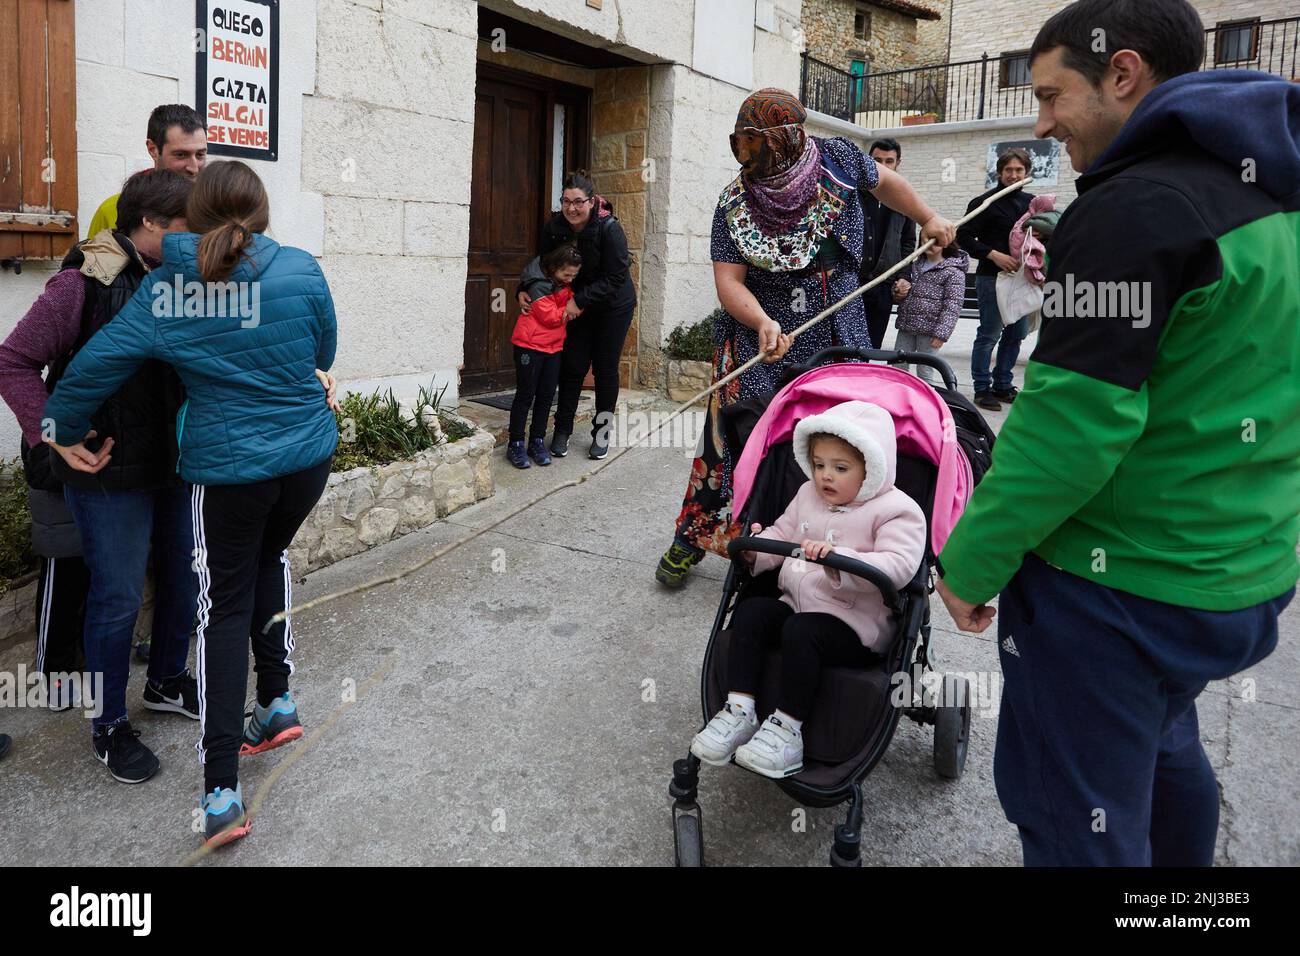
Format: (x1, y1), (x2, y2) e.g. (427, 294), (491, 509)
(785, 347), (960, 391)
(726, 536), (903, 613)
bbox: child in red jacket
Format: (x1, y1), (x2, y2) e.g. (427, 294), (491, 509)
(508, 244), (583, 468)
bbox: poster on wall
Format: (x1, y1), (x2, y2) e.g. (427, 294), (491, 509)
(985, 139), (1059, 188)
(195, 0), (279, 161)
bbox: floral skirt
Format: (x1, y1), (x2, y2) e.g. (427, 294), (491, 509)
(672, 340), (744, 558)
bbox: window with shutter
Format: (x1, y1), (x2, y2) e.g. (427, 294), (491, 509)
(0, 0), (78, 264)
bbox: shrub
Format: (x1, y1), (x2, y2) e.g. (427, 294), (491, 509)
(665, 309), (722, 362)
(0, 459), (34, 594)
(333, 382), (470, 472)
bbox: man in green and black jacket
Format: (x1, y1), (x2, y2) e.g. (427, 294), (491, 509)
(936, 0), (1300, 866)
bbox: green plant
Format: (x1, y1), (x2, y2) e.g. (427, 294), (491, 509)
(665, 310), (721, 362)
(0, 459), (34, 594)
(332, 381), (470, 472)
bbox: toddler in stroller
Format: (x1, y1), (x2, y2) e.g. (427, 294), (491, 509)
(690, 400), (927, 778)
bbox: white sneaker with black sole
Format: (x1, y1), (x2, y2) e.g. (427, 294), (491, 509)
(690, 702), (759, 765)
(734, 714), (804, 778)
(92, 720), (160, 784)
(142, 669), (200, 720)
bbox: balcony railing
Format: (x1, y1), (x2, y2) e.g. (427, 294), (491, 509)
(801, 15), (1299, 128)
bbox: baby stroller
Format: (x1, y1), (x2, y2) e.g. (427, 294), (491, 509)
(668, 346), (995, 867)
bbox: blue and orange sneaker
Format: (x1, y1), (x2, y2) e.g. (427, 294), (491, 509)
(201, 783), (250, 847)
(239, 692), (304, 756)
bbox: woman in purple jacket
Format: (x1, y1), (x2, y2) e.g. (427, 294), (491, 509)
(892, 242), (970, 385)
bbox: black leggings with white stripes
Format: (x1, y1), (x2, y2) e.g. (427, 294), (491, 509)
(192, 456), (332, 790)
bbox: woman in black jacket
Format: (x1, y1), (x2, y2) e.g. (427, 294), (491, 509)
(517, 171), (636, 460)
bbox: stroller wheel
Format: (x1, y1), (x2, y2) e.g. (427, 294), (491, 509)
(673, 807), (704, 867)
(934, 675), (971, 780)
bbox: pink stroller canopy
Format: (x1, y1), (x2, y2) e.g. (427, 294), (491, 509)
(731, 364), (975, 554)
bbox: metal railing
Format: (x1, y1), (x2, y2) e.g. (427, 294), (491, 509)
(800, 15), (1299, 128)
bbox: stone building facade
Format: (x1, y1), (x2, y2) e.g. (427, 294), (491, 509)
(0, 0), (809, 459)
(801, 0), (943, 73)
(947, 0), (1298, 66)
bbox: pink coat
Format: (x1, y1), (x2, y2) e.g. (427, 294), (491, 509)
(750, 402), (927, 651)
(732, 364), (973, 557)
(1008, 193), (1056, 283)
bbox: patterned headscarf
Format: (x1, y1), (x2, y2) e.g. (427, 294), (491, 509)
(733, 88), (823, 236)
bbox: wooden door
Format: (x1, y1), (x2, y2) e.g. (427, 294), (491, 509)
(462, 77), (546, 394)
(463, 66), (590, 395)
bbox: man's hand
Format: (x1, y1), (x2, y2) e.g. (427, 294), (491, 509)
(936, 577), (996, 633)
(892, 279), (911, 302)
(758, 319), (791, 364)
(920, 215), (957, 249)
(45, 430), (114, 475)
(517, 291), (532, 314)
(316, 369), (341, 413)
(563, 297), (583, 321)
(988, 250), (1019, 273)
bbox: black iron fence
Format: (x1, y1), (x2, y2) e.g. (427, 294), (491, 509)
(801, 15), (1299, 127)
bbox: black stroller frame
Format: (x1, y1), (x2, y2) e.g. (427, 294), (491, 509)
(669, 348), (989, 867)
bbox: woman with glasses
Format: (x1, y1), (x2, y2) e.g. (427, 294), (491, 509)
(516, 170), (635, 461)
(655, 87), (957, 588)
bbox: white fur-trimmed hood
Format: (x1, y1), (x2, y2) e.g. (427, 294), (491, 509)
(792, 401), (897, 502)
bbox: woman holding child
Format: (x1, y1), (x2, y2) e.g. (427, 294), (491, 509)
(516, 171), (636, 462)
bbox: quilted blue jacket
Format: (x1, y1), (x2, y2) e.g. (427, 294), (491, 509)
(45, 232), (338, 486)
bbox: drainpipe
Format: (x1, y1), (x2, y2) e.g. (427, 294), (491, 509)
(946, 0), (954, 63)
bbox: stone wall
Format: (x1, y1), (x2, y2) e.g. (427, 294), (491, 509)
(915, 0), (953, 66)
(590, 67), (651, 390)
(947, 0), (1297, 65)
(802, 0), (934, 73)
(640, 65), (748, 389)
(288, 416), (495, 576)
(305, 0), (477, 402)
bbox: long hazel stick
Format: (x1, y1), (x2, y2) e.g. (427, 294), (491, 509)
(267, 176), (1033, 625)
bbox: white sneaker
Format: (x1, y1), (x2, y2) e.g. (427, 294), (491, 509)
(690, 703), (759, 766)
(734, 714), (804, 778)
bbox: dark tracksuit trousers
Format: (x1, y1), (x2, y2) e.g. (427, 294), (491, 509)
(727, 596), (880, 720)
(553, 304), (635, 441)
(995, 553), (1292, 867)
(192, 456), (332, 789)
(34, 556), (89, 677)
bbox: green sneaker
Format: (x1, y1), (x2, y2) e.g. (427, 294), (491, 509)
(656, 541), (704, 588)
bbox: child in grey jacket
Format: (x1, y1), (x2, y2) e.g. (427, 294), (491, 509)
(893, 243), (969, 384)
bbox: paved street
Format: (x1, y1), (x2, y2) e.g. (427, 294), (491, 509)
(1, 335), (1296, 866)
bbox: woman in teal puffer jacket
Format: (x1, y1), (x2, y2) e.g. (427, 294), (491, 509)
(45, 160), (338, 848)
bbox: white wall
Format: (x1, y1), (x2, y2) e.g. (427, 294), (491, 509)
(0, 0), (807, 457)
(0, 0), (472, 465)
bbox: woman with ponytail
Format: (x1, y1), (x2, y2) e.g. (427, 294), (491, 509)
(44, 160), (340, 847)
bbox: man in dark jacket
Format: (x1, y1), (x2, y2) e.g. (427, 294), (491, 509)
(937, 0), (1300, 866)
(859, 139), (917, 350)
(957, 149), (1034, 410)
